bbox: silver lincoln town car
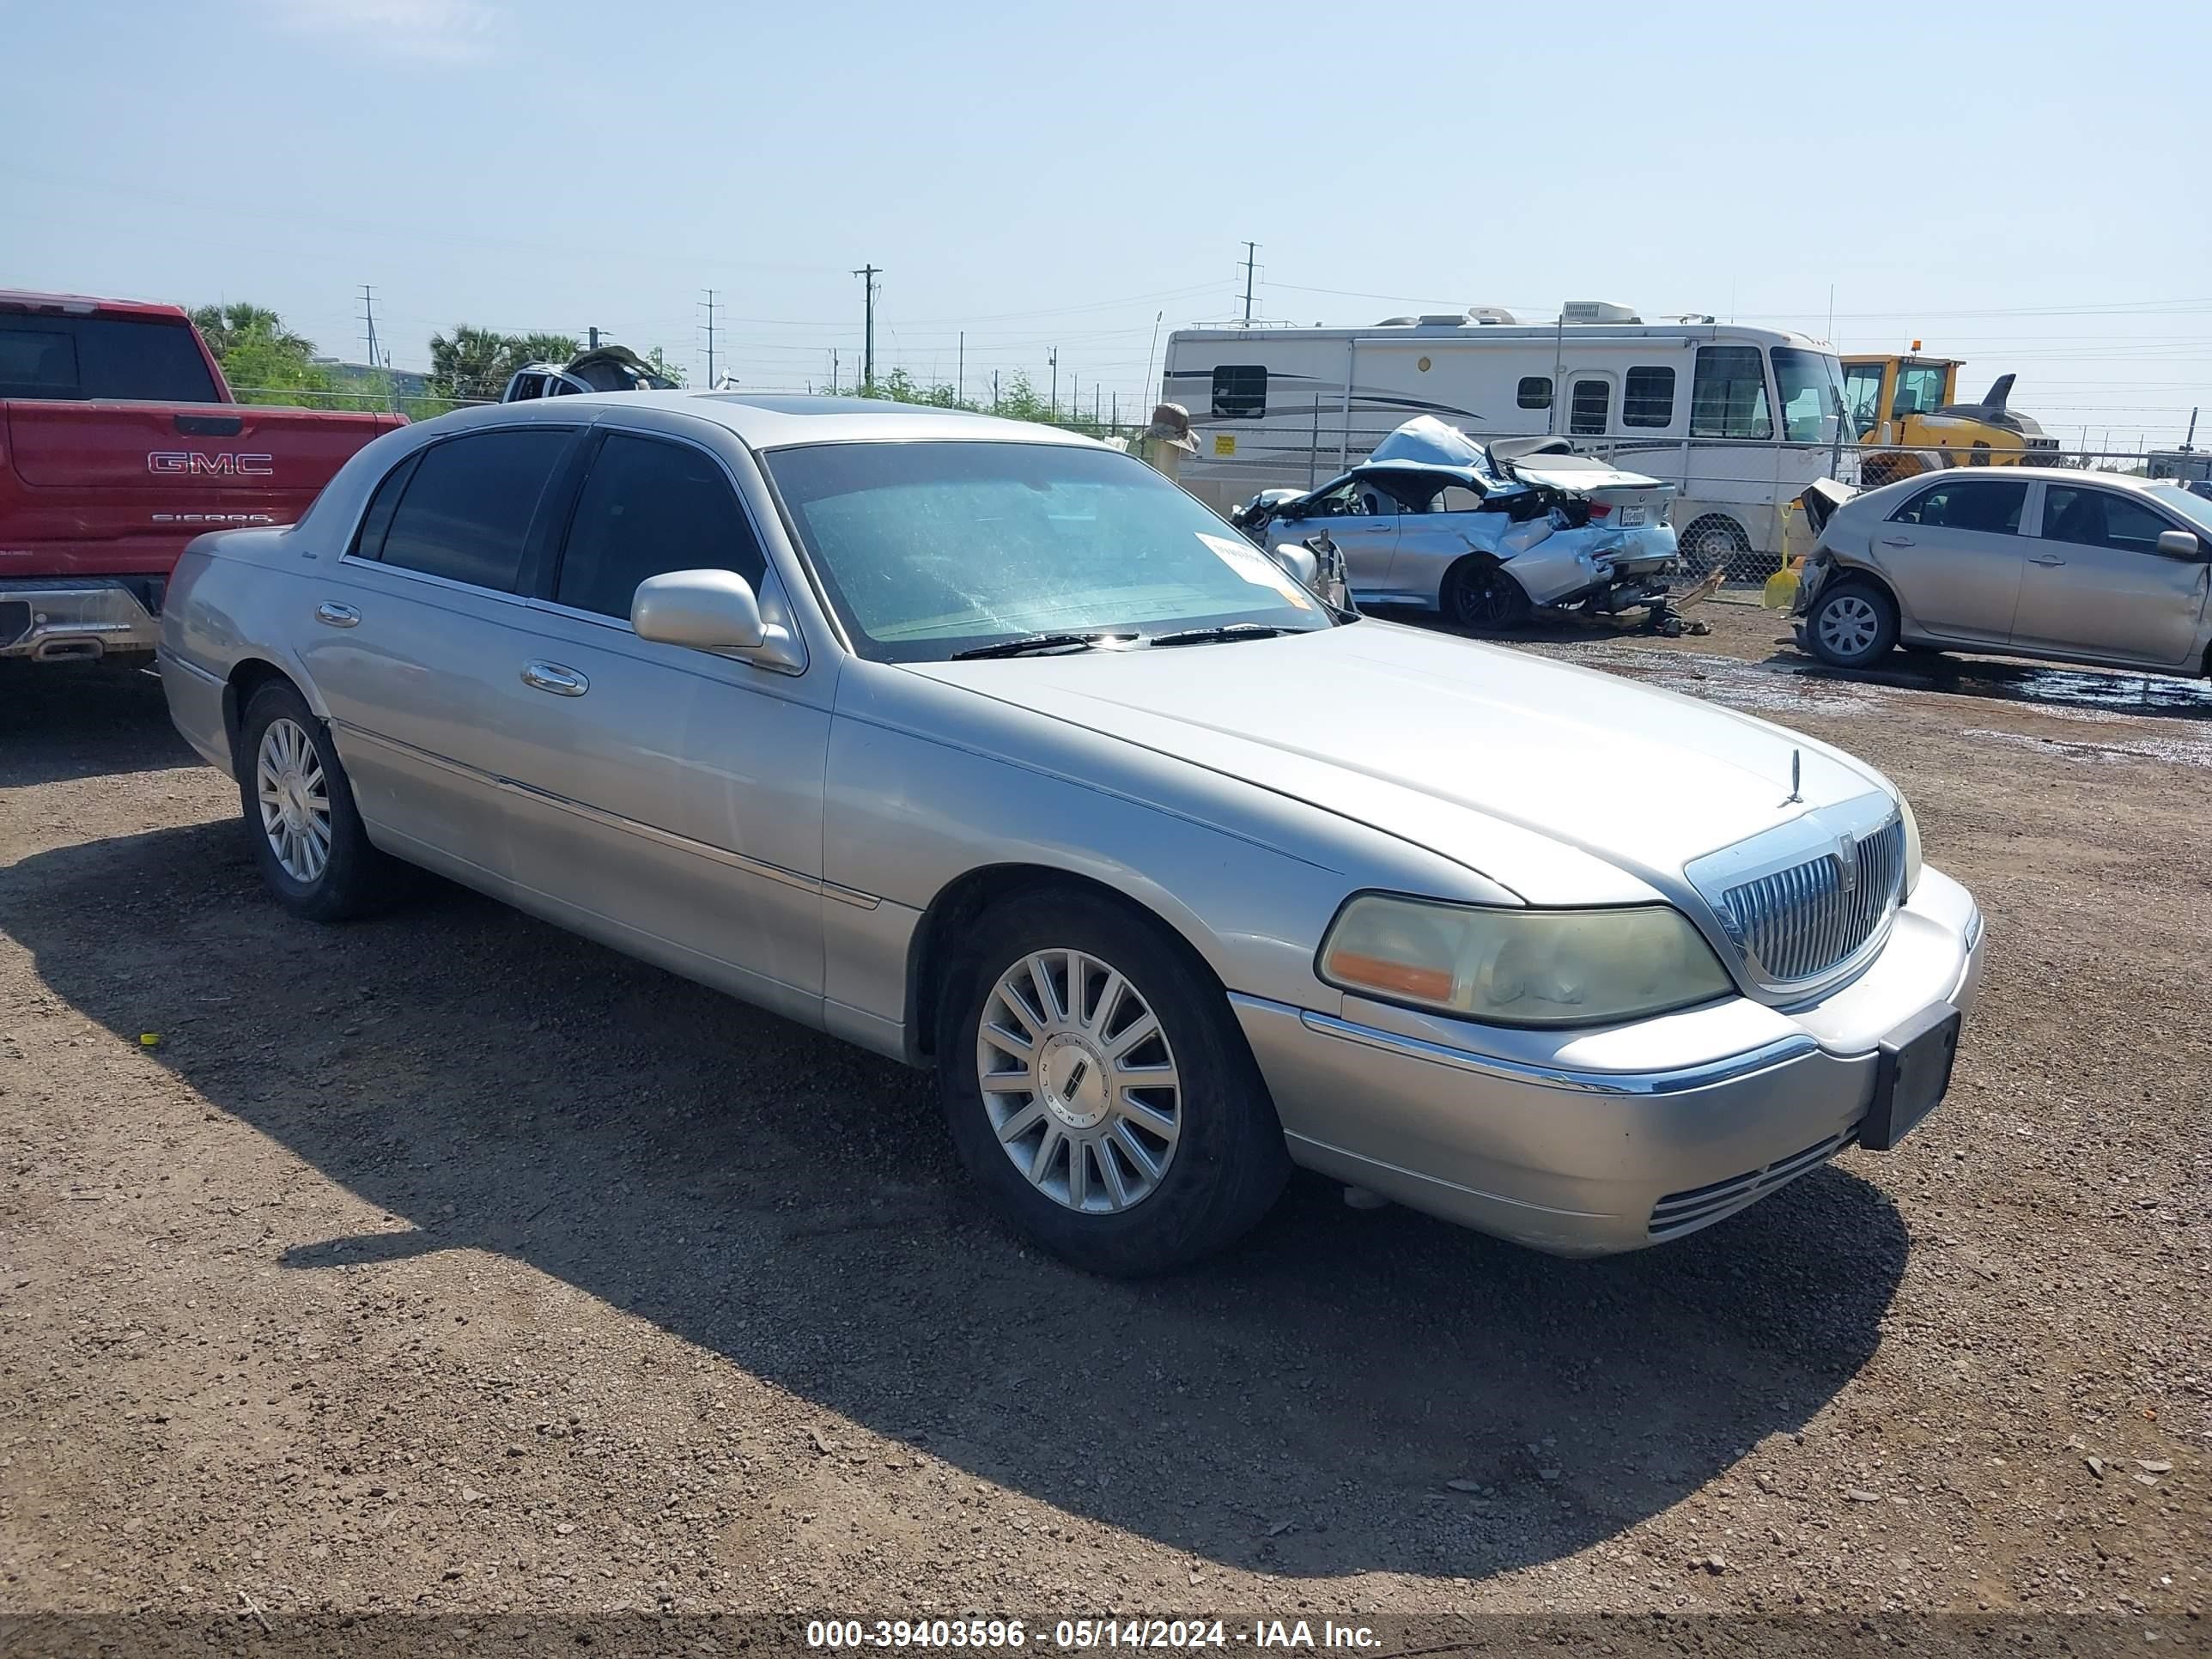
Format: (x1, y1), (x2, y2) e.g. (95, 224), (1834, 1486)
(158, 393), (1986, 1276)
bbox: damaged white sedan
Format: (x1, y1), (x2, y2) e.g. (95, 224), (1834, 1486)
(1231, 416), (1678, 628)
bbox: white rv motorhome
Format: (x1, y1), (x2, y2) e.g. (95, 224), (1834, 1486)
(1162, 304), (1854, 571)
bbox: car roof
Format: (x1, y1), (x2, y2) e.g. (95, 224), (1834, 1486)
(1858, 465), (2171, 498)
(448, 388), (1100, 452)
(0, 289), (191, 322)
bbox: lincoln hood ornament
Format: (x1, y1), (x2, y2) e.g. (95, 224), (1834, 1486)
(1781, 748), (1803, 806)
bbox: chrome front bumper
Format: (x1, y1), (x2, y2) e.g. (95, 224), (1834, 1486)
(1233, 867), (1986, 1256)
(0, 578), (160, 662)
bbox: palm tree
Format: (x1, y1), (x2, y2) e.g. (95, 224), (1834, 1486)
(189, 303), (310, 359)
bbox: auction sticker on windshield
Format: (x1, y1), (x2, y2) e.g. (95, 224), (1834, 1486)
(1197, 532), (1314, 610)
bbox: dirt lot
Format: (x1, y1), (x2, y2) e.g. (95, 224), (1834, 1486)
(3, 608), (2208, 1633)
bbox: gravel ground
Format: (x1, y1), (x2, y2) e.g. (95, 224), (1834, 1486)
(2, 608), (2207, 1632)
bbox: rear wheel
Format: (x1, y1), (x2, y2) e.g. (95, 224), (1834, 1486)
(1805, 580), (1899, 670)
(1678, 514), (1753, 579)
(1443, 558), (1531, 630)
(236, 681), (411, 921)
(937, 887), (1289, 1276)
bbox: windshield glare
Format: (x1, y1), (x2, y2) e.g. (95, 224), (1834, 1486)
(763, 440), (1334, 662)
(2149, 483), (2212, 536)
(1772, 348), (1849, 444)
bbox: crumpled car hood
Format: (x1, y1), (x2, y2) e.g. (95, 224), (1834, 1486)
(906, 621), (1888, 902)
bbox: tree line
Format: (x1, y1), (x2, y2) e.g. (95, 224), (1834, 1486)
(191, 304), (1116, 437)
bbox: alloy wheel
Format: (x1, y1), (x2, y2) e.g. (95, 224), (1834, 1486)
(974, 947), (1182, 1214)
(255, 717), (332, 884)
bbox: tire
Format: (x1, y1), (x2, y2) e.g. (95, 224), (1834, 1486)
(235, 680), (411, 922)
(936, 886), (1291, 1277)
(1677, 515), (1753, 580)
(1443, 557), (1531, 631)
(1805, 580), (1900, 670)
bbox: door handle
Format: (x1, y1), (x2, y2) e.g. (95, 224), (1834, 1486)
(1879, 536), (1916, 547)
(520, 660), (589, 696)
(2028, 555), (2066, 567)
(314, 601), (360, 628)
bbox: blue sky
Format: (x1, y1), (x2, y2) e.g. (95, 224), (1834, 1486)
(8, 0), (2209, 447)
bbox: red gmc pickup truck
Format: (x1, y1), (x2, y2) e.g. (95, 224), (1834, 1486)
(1, 289), (404, 664)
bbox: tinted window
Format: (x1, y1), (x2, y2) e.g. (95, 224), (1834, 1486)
(1210, 365), (1266, 420)
(1622, 366), (1674, 428)
(1689, 345), (1771, 440)
(1893, 480), (2027, 535)
(556, 434), (766, 619)
(378, 428), (570, 592)
(1569, 379), (1609, 437)
(350, 453), (421, 561)
(2043, 487), (2179, 555)
(0, 316), (220, 401)
(1516, 375), (1552, 410)
(0, 326), (79, 396)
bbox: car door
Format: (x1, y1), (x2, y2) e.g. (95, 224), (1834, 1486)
(302, 423), (582, 892)
(1288, 477), (1400, 600)
(2011, 483), (2212, 667)
(1871, 476), (2030, 644)
(491, 422), (832, 1019)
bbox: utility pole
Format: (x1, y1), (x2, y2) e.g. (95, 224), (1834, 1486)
(358, 284), (383, 369)
(701, 290), (720, 387)
(1048, 348), (1058, 415)
(853, 264), (880, 390)
(588, 325), (600, 350)
(957, 331), (964, 406)
(1238, 241), (1259, 325)
(992, 369), (1000, 412)
(830, 349), (839, 395)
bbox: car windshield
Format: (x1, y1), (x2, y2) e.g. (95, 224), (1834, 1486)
(763, 439), (1336, 662)
(2148, 483), (2212, 537)
(1772, 348), (1850, 444)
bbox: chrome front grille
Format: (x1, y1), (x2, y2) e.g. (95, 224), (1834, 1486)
(1717, 817), (1905, 987)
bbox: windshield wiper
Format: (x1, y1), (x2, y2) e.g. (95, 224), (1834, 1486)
(948, 631), (1138, 660)
(1146, 623), (1297, 648)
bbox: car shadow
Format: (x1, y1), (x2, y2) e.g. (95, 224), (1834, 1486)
(1765, 644), (2212, 720)
(4, 811), (1911, 1583)
(0, 659), (200, 786)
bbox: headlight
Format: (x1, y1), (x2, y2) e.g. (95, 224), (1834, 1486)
(1899, 793), (1923, 896)
(1317, 895), (1735, 1027)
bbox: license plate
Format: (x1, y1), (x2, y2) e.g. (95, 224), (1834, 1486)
(1615, 506), (1647, 527)
(1860, 1005), (1961, 1152)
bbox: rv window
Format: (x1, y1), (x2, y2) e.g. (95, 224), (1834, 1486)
(1689, 346), (1772, 441)
(1211, 365), (1267, 420)
(1622, 367), (1675, 428)
(1569, 379), (1610, 437)
(1516, 376), (1552, 410)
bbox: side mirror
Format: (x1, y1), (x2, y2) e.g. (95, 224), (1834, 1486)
(631, 568), (807, 672)
(632, 568), (766, 650)
(2155, 528), (2203, 561)
(1267, 541), (1321, 591)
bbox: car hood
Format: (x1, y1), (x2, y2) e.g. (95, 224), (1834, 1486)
(905, 621), (1890, 904)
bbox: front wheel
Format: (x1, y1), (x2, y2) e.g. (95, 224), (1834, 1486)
(937, 888), (1290, 1276)
(1805, 580), (1899, 670)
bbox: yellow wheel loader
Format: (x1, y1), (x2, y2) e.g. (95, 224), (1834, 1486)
(1839, 353), (2060, 489)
